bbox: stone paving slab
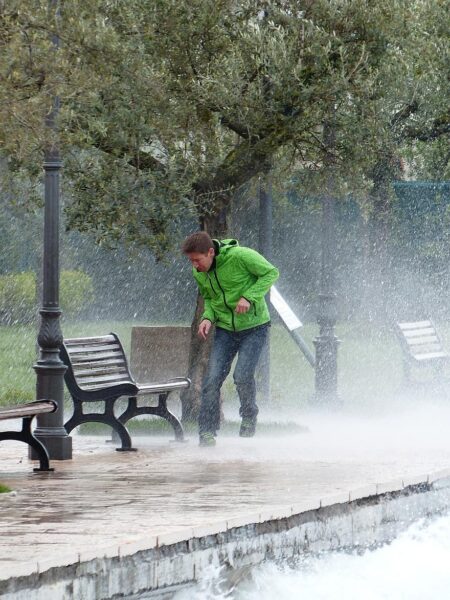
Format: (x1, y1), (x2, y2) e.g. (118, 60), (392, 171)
(1, 405), (450, 580)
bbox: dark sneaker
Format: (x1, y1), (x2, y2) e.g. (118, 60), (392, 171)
(199, 432), (216, 447)
(239, 418), (256, 438)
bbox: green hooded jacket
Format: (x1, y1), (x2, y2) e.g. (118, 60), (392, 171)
(193, 239), (279, 332)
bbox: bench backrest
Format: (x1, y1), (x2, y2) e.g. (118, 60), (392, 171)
(397, 320), (444, 359)
(62, 334), (133, 392)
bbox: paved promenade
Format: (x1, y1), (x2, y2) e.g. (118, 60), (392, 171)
(1, 403), (450, 580)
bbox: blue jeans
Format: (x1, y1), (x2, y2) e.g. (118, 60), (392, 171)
(199, 324), (269, 434)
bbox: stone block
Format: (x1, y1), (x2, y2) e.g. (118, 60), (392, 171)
(192, 521), (228, 539)
(119, 535), (158, 557)
(226, 513), (258, 530)
(258, 505), (291, 523)
(319, 492), (349, 508)
(0, 561), (38, 579)
(291, 498), (320, 515)
(376, 478), (404, 496)
(402, 473), (429, 488)
(78, 544), (120, 564)
(157, 528), (193, 548)
(36, 552), (80, 575)
(130, 326), (191, 383)
(428, 468), (450, 486)
(348, 484), (377, 502)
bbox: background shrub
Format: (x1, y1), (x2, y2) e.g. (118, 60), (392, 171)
(0, 270), (94, 324)
(0, 272), (36, 324)
(60, 270), (95, 319)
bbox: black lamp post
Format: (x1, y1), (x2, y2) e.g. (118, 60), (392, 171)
(30, 1), (72, 460)
(313, 116), (340, 406)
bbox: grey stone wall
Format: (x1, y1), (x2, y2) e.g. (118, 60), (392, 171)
(2, 478), (450, 600)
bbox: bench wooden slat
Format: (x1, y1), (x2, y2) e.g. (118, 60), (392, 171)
(80, 381), (134, 391)
(70, 352), (126, 364)
(72, 359), (128, 370)
(404, 334), (439, 344)
(414, 351), (449, 361)
(398, 321), (433, 330)
(71, 354), (126, 369)
(411, 344), (443, 355)
(74, 365), (129, 378)
(65, 335), (117, 345)
(403, 329), (437, 340)
(406, 338), (440, 347)
(76, 372), (132, 386)
(408, 339), (442, 352)
(66, 343), (122, 355)
(0, 400), (56, 422)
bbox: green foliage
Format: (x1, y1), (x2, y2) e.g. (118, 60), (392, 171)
(0, 272), (36, 325)
(60, 270), (95, 318)
(0, 484), (12, 494)
(0, 270), (94, 324)
(1, 0), (447, 254)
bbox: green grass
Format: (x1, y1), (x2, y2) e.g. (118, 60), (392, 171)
(0, 484), (11, 494)
(1, 319), (450, 414)
(0, 320), (149, 407)
(79, 418), (308, 436)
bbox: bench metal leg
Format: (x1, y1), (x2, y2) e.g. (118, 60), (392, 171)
(118, 394), (185, 442)
(0, 417), (53, 472)
(433, 360), (445, 381)
(65, 400), (136, 452)
(402, 359), (412, 384)
(157, 394), (185, 442)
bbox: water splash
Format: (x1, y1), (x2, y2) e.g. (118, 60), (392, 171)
(173, 564), (234, 600)
(175, 513), (450, 600)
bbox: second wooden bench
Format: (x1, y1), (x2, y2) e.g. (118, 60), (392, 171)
(396, 319), (450, 383)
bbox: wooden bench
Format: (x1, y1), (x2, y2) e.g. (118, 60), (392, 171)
(0, 400), (57, 471)
(60, 333), (190, 450)
(396, 320), (450, 382)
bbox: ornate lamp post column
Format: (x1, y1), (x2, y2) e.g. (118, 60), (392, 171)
(30, 1), (72, 460)
(313, 116), (340, 406)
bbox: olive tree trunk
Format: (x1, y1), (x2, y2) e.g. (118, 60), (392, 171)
(180, 208), (229, 422)
(363, 152), (402, 322)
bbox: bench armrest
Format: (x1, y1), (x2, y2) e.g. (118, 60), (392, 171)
(136, 378), (191, 395)
(0, 400), (57, 422)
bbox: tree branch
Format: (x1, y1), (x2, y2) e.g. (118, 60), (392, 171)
(403, 114), (450, 142)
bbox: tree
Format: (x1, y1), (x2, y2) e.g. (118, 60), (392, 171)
(1, 0), (448, 414)
(1, 1), (417, 238)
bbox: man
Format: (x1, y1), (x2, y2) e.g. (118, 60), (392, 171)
(182, 231), (279, 446)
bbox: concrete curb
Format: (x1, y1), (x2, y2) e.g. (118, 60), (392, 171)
(1, 470), (450, 599)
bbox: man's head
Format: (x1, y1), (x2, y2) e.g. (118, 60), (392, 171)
(182, 232), (215, 272)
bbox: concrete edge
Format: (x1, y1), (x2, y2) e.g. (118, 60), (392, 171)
(0, 490), (16, 500)
(2, 469), (450, 583)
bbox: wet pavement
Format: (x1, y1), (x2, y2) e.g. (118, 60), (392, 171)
(2, 404), (450, 579)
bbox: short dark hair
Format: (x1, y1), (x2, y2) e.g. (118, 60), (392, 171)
(182, 231), (214, 254)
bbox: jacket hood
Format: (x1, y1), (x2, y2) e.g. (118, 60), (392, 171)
(213, 239), (239, 254)
(210, 239), (239, 270)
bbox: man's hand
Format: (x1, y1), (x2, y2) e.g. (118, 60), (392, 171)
(235, 297), (251, 314)
(198, 319), (212, 340)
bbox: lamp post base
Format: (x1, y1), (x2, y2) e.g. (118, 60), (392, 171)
(313, 333), (341, 407)
(29, 430), (72, 461)
(33, 359), (72, 460)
